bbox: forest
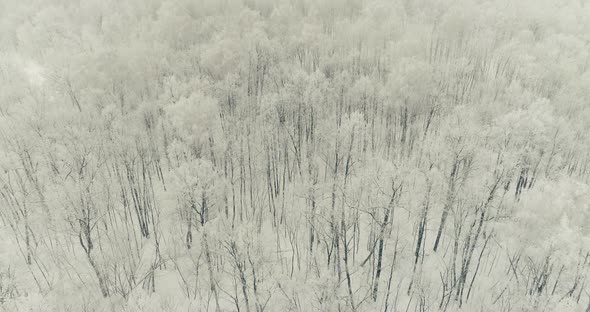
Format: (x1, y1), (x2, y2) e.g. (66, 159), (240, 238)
(1, 0), (590, 311)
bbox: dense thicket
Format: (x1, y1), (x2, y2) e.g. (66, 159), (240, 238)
(1, 0), (590, 311)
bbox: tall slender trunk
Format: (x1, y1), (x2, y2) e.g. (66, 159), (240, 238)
(373, 182), (400, 301)
(434, 157), (459, 252)
(203, 232), (221, 312)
